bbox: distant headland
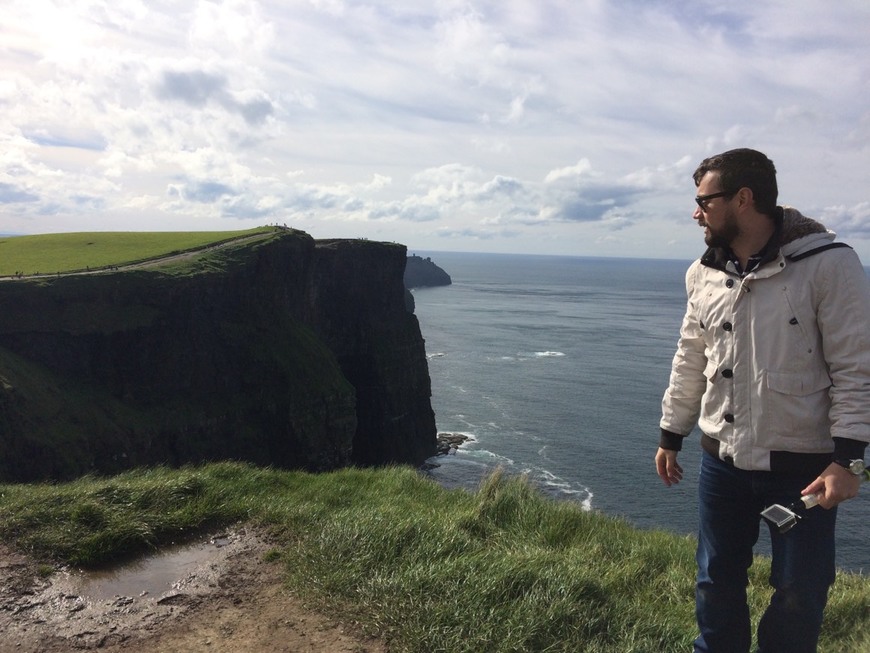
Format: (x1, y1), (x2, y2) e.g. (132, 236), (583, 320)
(404, 254), (452, 289)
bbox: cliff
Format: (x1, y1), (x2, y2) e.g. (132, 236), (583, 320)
(404, 255), (452, 289)
(0, 230), (437, 482)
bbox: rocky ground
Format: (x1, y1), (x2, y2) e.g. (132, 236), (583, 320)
(0, 527), (388, 653)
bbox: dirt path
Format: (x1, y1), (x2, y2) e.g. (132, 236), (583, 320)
(0, 527), (388, 653)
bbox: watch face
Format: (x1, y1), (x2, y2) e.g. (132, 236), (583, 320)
(851, 459), (866, 475)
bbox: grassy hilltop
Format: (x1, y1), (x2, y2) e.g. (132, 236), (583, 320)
(1, 464), (868, 653)
(0, 227), (274, 276)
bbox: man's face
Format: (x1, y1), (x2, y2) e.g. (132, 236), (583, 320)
(694, 172), (738, 248)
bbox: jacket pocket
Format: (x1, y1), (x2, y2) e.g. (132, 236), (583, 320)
(763, 369), (832, 449)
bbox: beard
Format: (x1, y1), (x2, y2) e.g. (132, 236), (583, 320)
(703, 207), (740, 249)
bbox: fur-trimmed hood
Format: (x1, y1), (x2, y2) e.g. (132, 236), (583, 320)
(779, 206), (834, 255)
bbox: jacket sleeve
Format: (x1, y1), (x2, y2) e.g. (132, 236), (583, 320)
(817, 248), (870, 447)
(660, 261), (708, 439)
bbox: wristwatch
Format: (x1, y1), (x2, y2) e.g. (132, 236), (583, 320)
(834, 459), (866, 476)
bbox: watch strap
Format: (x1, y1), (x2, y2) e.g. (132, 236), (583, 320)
(834, 459), (865, 476)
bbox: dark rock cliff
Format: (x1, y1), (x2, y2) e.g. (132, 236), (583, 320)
(403, 254), (452, 313)
(404, 255), (452, 289)
(0, 230), (437, 482)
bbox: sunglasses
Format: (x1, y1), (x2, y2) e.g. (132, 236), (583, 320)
(694, 191), (734, 211)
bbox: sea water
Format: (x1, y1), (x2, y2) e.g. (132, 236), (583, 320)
(413, 252), (868, 575)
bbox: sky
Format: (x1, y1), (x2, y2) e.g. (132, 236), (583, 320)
(2, 1), (870, 261)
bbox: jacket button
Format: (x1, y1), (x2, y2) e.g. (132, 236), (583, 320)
(726, 279), (735, 288)
(724, 413), (735, 423)
(723, 322), (733, 331)
(721, 369), (733, 378)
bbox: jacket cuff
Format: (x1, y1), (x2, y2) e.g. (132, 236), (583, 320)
(832, 437), (868, 462)
(659, 429), (685, 451)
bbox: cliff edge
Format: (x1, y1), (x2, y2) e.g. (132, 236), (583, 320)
(0, 229), (437, 482)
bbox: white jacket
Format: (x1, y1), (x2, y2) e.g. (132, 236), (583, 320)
(660, 208), (870, 472)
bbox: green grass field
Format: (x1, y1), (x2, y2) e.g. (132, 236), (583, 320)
(0, 228), (274, 276)
(1, 463), (867, 653)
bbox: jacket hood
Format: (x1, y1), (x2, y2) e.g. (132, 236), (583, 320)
(779, 206), (835, 257)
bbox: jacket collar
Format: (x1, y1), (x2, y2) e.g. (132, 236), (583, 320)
(699, 206), (829, 273)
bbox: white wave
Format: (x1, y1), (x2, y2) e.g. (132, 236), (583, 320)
(511, 350), (566, 359)
(472, 449), (515, 466)
(559, 487), (594, 512)
(439, 430), (476, 439)
(521, 467), (594, 511)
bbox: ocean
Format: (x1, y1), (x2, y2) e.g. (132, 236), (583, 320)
(412, 251), (868, 575)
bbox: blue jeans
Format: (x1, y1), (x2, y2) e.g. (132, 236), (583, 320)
(694, 452), (837, 653)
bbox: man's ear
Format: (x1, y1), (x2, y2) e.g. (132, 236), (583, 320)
(734, 186), (754, 211)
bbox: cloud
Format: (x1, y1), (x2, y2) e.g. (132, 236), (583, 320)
(156, 70), (227, 107)
(544, 194), (621, 223)
(819, 202), (870, 238)
(434, 6), (512, 86)
(539, 159), (669, 225)
(435, 225), (524, 241)
(23, 128), (107, 151)
(369, 201), (441, 223)
(189, 0), (275, 54)
(0, 182), (39, 204)
(168, 180), (236, 203)
(478, 175), (524, 199)
(235, 92), (275, 125)
(154, 69), (275, 125)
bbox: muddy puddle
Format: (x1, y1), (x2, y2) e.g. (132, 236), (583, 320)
(67, 534), (231, 600)
(0, 527), (270, 651)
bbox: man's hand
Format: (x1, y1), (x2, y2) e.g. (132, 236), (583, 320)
(655, 447), (683, 487)
(802, 463), (862, 509)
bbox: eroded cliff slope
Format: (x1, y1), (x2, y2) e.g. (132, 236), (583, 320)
(0, 230), (436, 482)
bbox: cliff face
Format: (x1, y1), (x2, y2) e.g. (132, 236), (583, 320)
(404, 255), (452, 289)
(0, 230), (437, 482)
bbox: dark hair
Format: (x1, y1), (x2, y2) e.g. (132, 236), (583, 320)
(693, 148), (778, 216)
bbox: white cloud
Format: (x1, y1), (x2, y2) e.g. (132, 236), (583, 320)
(0, 0), (868, 260)
(544, 160), (594, 184)
(820, 202), (870, 238)
(189, 0), (275, 55)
